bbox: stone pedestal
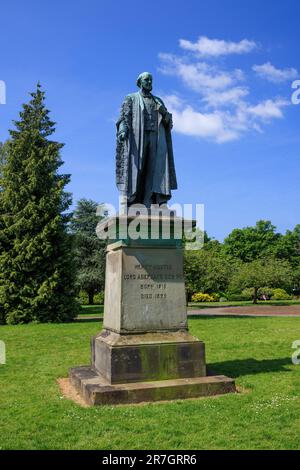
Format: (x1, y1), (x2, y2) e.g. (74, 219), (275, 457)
(70, 211), (235, 405)
(102, 243), (187, 333)
(91, 330), (206, 384)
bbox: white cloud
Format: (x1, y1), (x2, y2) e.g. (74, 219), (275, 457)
(203, 87), (249, 107)
(163, 94), (289, 144)
(179, 36), (257, 57)
(163, 96), (239, 143)
(158, 38), (293, 144)
(158, 53), (243, 93)
(178, 63), (233, 91)
(247, 98), (289, 120)
(162, 94), (184, 109)
(253, 62), (298, 83)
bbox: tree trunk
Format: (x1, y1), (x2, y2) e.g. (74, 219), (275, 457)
(253, 287), (258, 304)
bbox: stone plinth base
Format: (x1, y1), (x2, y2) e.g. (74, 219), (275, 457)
(69, 213), (236, 406)
(91, 330), (206, 384)
(69, 366), (235, 406)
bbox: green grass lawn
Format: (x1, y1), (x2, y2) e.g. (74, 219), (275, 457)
(79, 305), (104, 316)
(1, 316), (300, 450)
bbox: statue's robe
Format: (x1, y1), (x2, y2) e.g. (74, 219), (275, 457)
(116, 92), (177, 205)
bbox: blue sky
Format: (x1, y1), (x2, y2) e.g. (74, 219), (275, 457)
(0, 0), (300, 240)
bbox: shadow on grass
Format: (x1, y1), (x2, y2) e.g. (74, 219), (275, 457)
(208, 357), (292, 378)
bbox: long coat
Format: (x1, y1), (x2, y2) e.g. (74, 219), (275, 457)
(116, 92), (177, 204)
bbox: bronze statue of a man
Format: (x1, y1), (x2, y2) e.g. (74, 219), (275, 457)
(116, 72), (177, 208)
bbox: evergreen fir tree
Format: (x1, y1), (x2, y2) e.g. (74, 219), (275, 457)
(0, 141), (7, 187)
(0, 142), (6, 323)
(0, 84), (79, 324)
(70, 199), (106, 305)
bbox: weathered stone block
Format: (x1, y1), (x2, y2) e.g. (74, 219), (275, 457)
(69, 366), (236, 406)
(91, 330), (206, 384)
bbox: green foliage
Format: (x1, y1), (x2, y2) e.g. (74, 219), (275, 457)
(191, 292), (216, 303)
(227, 292), (252, 301)
(0, 142), (6, 324)
(184, 246), (237, 300)
(78, 290), (89, 305)
(292, 265), (300, 295)
(93, 291), (104, 305)
(77, 290), (104, 306)
(223, 220), (281, 262)
(241, 288), (256, 301)
(275, 225), (300, 268)
(0, 85), (79, 324)
(233, 287), (274, 301)
(223, 220), (300, 271)
(271, 288), (292, 301)
(70, 199), (106, 305)
(0, 141), (8, 184)
(210, 292), (220, 301)
(230, 258), (293, 304)
(227, 289), (253, 302)
(258, 286), (274, 300)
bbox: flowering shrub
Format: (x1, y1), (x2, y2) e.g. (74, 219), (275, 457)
(191, 292), (216, 303)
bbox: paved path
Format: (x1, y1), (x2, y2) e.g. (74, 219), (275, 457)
(77, 305), (300, 320)
(188, 305), (300, 317)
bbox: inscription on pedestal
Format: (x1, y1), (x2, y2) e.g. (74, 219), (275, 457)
(123, 263), (184, 302)
(104, 246), (187, 333)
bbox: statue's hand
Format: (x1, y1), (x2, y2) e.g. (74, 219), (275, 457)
(160, 109), (173, 130)
(157, 104), (167, 117)
(118, 131), (127, 144)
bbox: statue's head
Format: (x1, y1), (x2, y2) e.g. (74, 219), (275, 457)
(137, 72), (153, 92)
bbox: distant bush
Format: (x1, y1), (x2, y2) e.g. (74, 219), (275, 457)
(211, 293), (220, 301)
(94, 291), (104, 305)
(227, 293), (252, 301)
(217, 292), (228, 302)
(241, 288), (255, 301)
(78, 290), (89, 305)
(240, 287), (274, 301)
(191, 293), (216, 303)
(271, 288), (292, 300)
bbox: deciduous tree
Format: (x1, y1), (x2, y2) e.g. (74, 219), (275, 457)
(230, 258), (293, 304)
(223, 220), (281, 262)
